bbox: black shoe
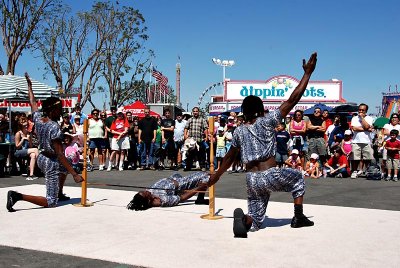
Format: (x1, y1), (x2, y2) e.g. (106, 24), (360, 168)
(183, 168), (191, 172)
(58, 193), (71, 202)
(195, 198), (209, 205)
(233, 208), (248, 238)
(291, 214), (314, 228)
(6, 191), (19, 212)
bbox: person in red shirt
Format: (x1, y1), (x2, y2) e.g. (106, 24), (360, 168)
(324, 148), (350, 178)
(322, 109), (332, 141)
(109, 112), (130, 171)
(384, 129), (400, 181)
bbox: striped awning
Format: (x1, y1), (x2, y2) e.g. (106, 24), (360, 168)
(0, 74), (59, 101)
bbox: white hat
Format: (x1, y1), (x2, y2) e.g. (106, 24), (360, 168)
(217, 126), (224, 132)
(228, 116), (235, 120)
(344, 129), (352, 135)
(310, 153), (319, 160)
(291, 149), (299, 155)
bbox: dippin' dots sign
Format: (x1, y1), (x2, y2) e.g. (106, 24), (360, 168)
(226, 76), (342, 102)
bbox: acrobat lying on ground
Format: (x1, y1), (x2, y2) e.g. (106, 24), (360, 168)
(127, 172), (209, 210)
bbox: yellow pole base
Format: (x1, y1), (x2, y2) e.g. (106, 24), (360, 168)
(200, 214), (224, 220)
(73, 201), (94, 207)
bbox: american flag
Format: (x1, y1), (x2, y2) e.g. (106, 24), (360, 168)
(152, 67), (168, 94)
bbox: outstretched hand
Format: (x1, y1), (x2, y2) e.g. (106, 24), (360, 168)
(302, 52), (317, 75)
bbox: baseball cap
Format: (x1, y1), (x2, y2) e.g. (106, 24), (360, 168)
(310, 153), (319, 160)
(336, 133), (344, 139)
(291, 149), (299, 155)
(228, 116), (234, 120)
(344, 130), (352, 135)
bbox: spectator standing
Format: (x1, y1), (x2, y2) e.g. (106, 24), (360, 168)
(322, 109), (332, 141)
(126, 112), (139, 170)
(215, 127), (227, 170)
(173, 111), (186, 170)
(381, 113), (400, 179)
(350, 103), (374, 178)
(105, 106), (117, 169)
(88, 109), (106, 171)
(275, 122), (290, 168)
(69, 104), (88, 125)
(109, 112), (130, 171)
(60, 113), (75, 134)
(161, 109), (176, 169)
(138, 108), (157, 170)
(289, 110), (307, 168)
(306, 107), (327, 164)
(154, 117), (163, 169)
(184, 107), (208, 171)
(384, 129), (400, 181)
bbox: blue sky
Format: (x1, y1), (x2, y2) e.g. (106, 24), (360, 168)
(2, 0), (399, 115)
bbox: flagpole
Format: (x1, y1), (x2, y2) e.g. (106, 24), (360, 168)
(148, 63), (152, 104)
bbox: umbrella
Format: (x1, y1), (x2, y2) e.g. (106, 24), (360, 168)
(303, 103), (333, 115)
(330, 104), (359, 114)
(0, 73), (59, 101)
(373, 117), (389, 129)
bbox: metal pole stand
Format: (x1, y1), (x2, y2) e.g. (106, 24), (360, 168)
(74, 119), (93, 207)
(201, 116), (223, 220)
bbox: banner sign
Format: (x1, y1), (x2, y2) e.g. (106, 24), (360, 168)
(225, 75), (342, 102)
(0, 98), (76, 109)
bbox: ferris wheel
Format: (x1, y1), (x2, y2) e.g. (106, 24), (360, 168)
(197, 81), (224, 107)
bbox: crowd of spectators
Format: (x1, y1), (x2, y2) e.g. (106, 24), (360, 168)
(0, 102), (398, 182)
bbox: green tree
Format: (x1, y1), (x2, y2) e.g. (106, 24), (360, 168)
(0, 0), (58, 74)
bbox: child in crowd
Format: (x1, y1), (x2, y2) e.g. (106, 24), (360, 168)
(341, 129), (353, 159)
(275, 122), (290, 167)
(384, 129), (400, 181)
(215, 127), (227, 171)
(330, 133), (343, 153)
(285, 149), (302, 172)
(304, 153), (321, 178)
(63, 132), (81, 173)
(324, 148), (350, 178)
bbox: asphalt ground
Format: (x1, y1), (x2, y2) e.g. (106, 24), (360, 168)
(1, 168), (399, 267)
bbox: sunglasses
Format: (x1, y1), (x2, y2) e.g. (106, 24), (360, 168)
(92, 113), (99, 115)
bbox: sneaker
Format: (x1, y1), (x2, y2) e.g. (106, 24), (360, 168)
(127, 165), (132, 170)
(87, 165), (93, 172)
(384, 176), (390, 181)
(21, 173), (28, 177)
(356, 170), (363, 176)
(291, 214), (314, 228)
(137, 166), (144, 171)
(26, 176), (39, 181)
(351, 171), (358, 179)
(201, 167), (207, 172)
(233, 208), (248, 238)
(58, 193), (71, 202)
(107, 165), (112, 172)
(119, 166), (124, 171)
(335, 173), (343, 178)
(149, 166), (156, 170)
(393, 176), (398, 182)
(99, 165), (104, 171)
(6, 191), (19, 212)
(381, 173), (386, 180)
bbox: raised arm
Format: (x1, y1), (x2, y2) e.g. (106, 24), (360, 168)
(25, 73), (38, 112)
(280, 53), (317, 117)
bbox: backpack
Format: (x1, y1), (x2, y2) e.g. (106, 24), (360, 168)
(365, 164), (381, 180)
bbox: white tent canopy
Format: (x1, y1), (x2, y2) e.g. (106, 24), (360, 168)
(0, 73), (59, 101)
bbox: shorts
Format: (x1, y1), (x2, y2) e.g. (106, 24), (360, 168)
(352, 143), (373, 160)
(308, 137), (327, 156)
(111, 136), (130, 151)
(89, 138), (106, 150)
(216, 147), (226, 158)
(386, 158), (399, 170)
(14, 149), (29, 158)
(275, 152), (288, 164)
